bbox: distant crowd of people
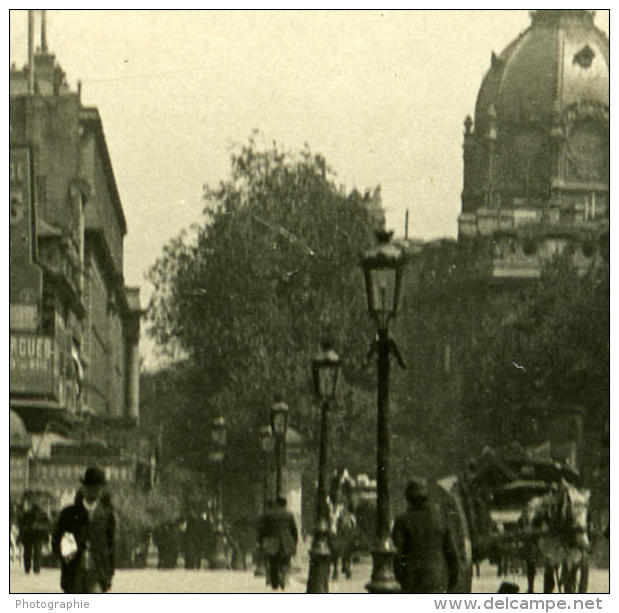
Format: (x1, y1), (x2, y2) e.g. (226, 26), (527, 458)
(151, 506), (255, 571)
(16, 464), (604, 594)
(10, 466), (297, 593)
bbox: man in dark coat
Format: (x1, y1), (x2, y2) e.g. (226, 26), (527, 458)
(52, 467), (115, 593)
(392, 477), (460, 593)
(183, 510), (206, 569)
(18, 493), (50, 574)
(153, 519), (181, 569)
(258, 495), (298, 590)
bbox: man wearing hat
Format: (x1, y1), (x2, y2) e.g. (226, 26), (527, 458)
(392, 477), (460, 593)
(52, 467), (116, 593)
(258, 495), (298, 590)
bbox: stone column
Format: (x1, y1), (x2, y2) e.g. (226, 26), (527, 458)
(125, 335), (140, 422)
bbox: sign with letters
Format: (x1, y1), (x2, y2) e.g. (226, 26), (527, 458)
(9, 333), (56, 395)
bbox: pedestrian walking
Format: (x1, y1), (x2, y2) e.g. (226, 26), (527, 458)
(17, 492), (50, 575)
(183, 510), (207, 569)
(392, 477), (460, 593)
(258, 495), (298, 590)
(52, 467), (115, 593)
(153, 519), (181, 569)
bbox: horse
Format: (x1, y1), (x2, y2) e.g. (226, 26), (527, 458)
(327, 501), (357, 580)
(520, 480), (591, 593)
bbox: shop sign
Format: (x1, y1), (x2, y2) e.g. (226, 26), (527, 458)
(10, 333), (56, 395)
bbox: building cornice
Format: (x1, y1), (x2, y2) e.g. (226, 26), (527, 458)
(80, 107), (127, 236)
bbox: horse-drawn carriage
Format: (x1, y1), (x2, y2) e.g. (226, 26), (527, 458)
(460, 449), (592, 593)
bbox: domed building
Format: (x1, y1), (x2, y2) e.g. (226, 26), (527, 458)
(458, 9), (608, 277)
(399, 10), (608, 497)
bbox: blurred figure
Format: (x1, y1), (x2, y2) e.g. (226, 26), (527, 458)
(153, 519), (181, 569)
(183, 510), (206, 569)
(52, 467), (115, 593)
(392, 477), (460, 593)
(18, 492), (50, 575)
(258, 495), (298, 590)
(230, 513), (255, 571)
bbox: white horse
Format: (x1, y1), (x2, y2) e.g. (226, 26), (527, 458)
(521, 480), (590, 593)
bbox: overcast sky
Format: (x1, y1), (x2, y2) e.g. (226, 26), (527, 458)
(9, 9), (610, 368)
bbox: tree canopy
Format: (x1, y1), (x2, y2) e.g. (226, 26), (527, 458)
(146, 136), (384, 490)
(393, 240), (609, 485)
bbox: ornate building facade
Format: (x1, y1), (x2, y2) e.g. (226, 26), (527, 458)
(399, 10), (608, 488)
(459, 9), (608, 278)
(9, 13), (146, 505)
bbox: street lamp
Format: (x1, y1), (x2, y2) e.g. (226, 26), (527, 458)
(306, 341), (341, 593)
(208, 415), (228, 569)
(254, 425), (273, 577)
(270, 400), (289, 499)
(361, 229), (407, 594)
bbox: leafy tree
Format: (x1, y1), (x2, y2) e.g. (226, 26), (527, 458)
(393, 237), (608, 486)
(460, 252), (609, 474)
(146, 135), (383, 494)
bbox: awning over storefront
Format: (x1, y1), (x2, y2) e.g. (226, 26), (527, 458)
(10, 410), (30, 449)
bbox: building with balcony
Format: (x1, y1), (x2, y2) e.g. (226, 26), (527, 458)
(9, 13), (145, 505)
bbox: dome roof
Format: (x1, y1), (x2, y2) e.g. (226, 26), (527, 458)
(10, 410), (31, 449)
(475, 10), (608, 131)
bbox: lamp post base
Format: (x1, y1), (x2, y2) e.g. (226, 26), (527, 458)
(306, 536), (331, 593)
(365, 548), (400, 594)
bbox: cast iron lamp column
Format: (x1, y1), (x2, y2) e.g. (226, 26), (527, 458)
(271, 400), (289, 498)
(361, 230), (407, 594)
(254, 425), (273, 577)
(209, 416), (228, 569)
(306, 342), (341, 593)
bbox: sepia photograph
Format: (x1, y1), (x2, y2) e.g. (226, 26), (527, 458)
(9, 8), (609, 598)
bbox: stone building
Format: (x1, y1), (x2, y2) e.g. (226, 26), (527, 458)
(459, 9), (608, 277)
(9, 13), (145, 505)
(398, 10), (608, 480)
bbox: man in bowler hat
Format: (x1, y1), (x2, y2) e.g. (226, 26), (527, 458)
(392, 477), (460, 593)
(52, 467), (116, 593)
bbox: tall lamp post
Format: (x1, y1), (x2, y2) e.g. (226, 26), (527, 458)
(306, 341), (341, 593)
(361, 229), (407, 594)
(270, 400), (289, 499)
(254, 425), (273, 577)
(209, 416), (228, 569)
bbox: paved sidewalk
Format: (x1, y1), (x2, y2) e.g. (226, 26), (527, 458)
(10, 563), (371, 594)
(10, 558), (609, 594)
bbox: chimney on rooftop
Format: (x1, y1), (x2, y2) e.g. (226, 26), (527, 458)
(27, 10), (34, 94)
(41, 10), (48, 53)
